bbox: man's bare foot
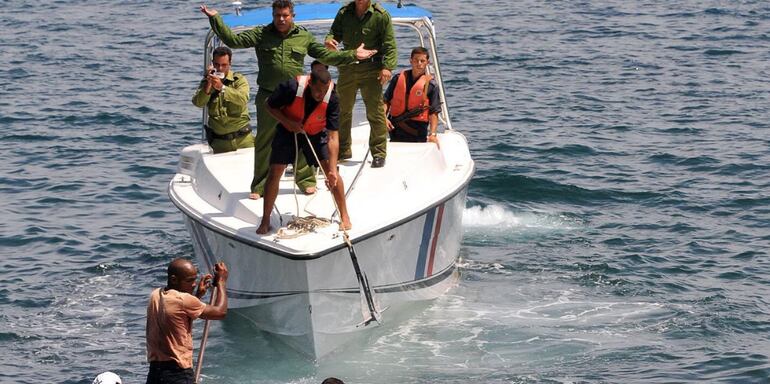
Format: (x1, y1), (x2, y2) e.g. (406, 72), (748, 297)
(303, 186), (317, 195)
(338, 220), (352, 231)
(249, 193), (261, 200)
(256, 223), (271, 234)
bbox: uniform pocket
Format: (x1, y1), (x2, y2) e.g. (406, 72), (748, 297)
(208, 99), (222, 117)
(256, 46), (277, 63)
(290, 46), (306, 61)
(226, 101), (246, 116)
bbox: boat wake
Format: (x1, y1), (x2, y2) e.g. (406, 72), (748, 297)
(462, 204), (583, 234)
(334, 291), (676, 382)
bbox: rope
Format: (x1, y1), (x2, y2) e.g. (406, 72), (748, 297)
(293, 131), (381, 324)
(274, 131), (381, 325)
(275, 216), (331, 239)
(274, 131), (340, 240)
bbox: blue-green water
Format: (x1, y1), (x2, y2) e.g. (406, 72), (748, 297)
(2, 1), (769, 383)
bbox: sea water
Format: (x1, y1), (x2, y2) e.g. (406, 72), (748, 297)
(1, 1), (769, 383)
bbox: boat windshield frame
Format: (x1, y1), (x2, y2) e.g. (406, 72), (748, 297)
(198, 4), (453, 142)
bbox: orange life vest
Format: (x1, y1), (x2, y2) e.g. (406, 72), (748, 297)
(390, 71), (430, 123)
(283, 75), (334, 135)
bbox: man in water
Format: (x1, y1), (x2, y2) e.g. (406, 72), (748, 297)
(256, 68), (352, 234)
(145, 259), (228, 384)
(200, 1), (377, 200)
(192, 46), (253, 154)
(383, 47), (441, 144)
(325, 0), (397, 168)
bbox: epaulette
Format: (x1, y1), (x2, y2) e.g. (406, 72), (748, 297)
(342, 2), (355, 13)
(373, 2), (386, 13)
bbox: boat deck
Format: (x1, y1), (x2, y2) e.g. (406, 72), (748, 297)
(169, 120), (473, 256)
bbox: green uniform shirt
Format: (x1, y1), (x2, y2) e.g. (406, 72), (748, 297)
(192, 71), (250, 135)
(326, 2), (397, 70)
(209, 15), (358, 92)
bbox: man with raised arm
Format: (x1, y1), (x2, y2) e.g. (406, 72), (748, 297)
(200, 1), (377, 200)
(145, 258), (228, 384)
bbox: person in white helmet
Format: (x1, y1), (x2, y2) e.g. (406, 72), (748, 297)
(93, 371), (122, 384)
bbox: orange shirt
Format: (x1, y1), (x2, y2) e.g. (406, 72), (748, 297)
(145, 288), (206, 369)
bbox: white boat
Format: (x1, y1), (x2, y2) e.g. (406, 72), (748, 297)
(168, 2), (474, 359)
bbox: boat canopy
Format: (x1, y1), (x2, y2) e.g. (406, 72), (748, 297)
(221, 3), (432, 28)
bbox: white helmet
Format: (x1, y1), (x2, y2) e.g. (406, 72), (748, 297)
(93, 371), (122, 384)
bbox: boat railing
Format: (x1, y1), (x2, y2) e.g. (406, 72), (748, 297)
(199, 11), (454, 143)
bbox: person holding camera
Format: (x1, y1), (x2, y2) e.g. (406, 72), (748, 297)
(200, 1), (377, 200)
(145, 258), (228, 384)
(192, 46), (253, 154)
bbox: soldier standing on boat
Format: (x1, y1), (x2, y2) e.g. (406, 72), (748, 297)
(383, 47), (441, 144)
(325, 0), (397, 168)
(199, 1), (377, 200)
(145, 259), (228, 384)
(192, 46), (254, 154)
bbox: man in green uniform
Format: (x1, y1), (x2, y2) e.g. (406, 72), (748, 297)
(325, 0), (397, 168)
(192, 47), (253, 154)
(200, 1), (377, 199)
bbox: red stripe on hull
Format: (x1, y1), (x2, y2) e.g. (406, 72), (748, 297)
(426, 204), (445, 276)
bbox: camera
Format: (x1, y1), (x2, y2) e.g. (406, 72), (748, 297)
(213, 71), (225, 79)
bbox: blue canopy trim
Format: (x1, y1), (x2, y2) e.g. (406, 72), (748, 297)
(221, 2), (432, 29)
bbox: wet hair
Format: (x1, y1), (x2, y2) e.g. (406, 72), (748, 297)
(212, 46), (232, 62)
(310, 60), (328, 71)
(321, 378), (344, 384)
(410, 46), (430, 60)
(310, 68), (332, 85)
(272, 0), (294, 13)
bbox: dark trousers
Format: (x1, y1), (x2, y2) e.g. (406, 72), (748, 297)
(146, 361), (194, 384)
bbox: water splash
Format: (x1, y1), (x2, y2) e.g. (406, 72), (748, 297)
(462, 204), (583, 231)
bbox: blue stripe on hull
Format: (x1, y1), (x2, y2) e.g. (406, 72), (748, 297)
(415, 207), (436, 279)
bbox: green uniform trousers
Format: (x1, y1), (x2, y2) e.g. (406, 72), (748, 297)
(336, 63), (388, 160)
(250, 89), (315, 196)
(210, 133), (255, 154)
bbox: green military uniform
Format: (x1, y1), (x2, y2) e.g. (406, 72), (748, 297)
(209, 14), (359, 196)
(326, 1), (397, 161)
(192, 70), (254, 154)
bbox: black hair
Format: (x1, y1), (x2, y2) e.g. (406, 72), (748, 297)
(310, 60), (329, 70)
(310, 68), (332, 85)
(410, 46), (430, 59)
(272, 0), (294, 13)
(321, 378), (344, 384)
(212, 46), (233, 62)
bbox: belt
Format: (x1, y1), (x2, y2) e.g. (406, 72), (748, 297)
(355, 56), (384, 64)
(395, 120), (420, 137)
(208, 126), (251, 141)
(149, 361), (184, 370)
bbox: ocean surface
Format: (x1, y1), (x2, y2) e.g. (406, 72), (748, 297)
(2, 0), (769, 383)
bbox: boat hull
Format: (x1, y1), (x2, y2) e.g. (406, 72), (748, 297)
(184, 186), (468, 358)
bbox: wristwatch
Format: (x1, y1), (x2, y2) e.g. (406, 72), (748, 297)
(219, 85), (226, 93)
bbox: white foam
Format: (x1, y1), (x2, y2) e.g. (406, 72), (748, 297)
(462, 204), (582, 231)
(462, 204), (521, 227)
